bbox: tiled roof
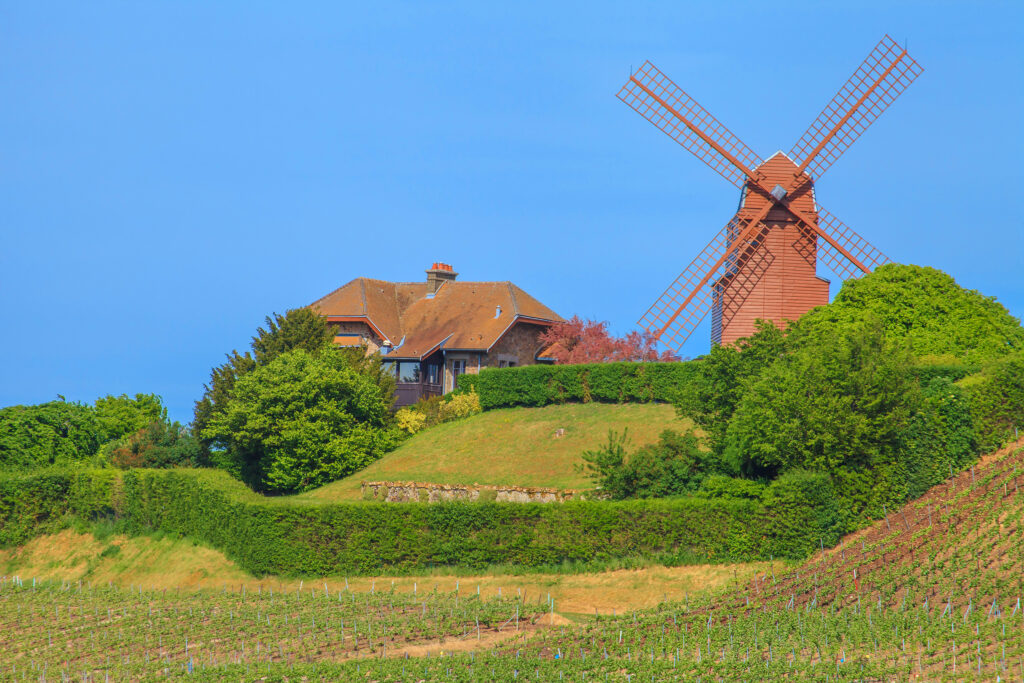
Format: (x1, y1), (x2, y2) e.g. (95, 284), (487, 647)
(310, 278), (562, 359)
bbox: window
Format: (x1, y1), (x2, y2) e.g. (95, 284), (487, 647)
(426, 364), (440, 385)
(398, 362), (421, 383)
(451, 360), (466, 387)
(382, 360), (397, 377)
(498, 359), (518, 369)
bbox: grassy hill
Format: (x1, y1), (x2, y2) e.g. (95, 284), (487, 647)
(295, 402), (684, 502)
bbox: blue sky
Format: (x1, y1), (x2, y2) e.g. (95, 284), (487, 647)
(2, 2), (1021, 423)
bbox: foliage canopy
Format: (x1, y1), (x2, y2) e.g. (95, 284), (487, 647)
(593, 264), (1022, 531)
(201, 349), (400, 493)
(192, 308), (335, 456)
(0, 393), (187, 471)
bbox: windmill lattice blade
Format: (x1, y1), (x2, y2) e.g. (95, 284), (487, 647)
(639, 216), (768, 352)
(789, 35), (923, 180)
(801, 206), (891, 281)
(618, 62), (762, 188)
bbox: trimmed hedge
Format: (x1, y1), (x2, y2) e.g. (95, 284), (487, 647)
(0, 467), (831, 575)
(456, 362), (698, 410)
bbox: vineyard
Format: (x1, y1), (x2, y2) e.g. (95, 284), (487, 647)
(0, 578), (547, 679)
(2, 440), (1021, 680)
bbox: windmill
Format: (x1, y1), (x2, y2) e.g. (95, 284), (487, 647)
(619, 35), (923, 351)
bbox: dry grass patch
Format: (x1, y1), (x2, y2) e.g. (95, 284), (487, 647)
(0, 529), (767, 615)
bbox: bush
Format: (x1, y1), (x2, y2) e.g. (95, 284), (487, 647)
(395, 390), (482, 435)
(438, 389), (481, 421)
(697, 475), (766, 501)
(395, 408), (427, 435)
(791, 264), (1024, 365)
(958, 350), (1024, 452)
(0, 401), (104, 470)
(760, 470), (846, 557)
(721, 321), (917, 521)
(0, 467), (832, 572)
(579, 429), (718, 500)
(101, 420), (204, 469)
(456, 362), (696, 410)
(901, 376), (978, 499)
(93, 394), (166, 442)
(0, 394), (186, 473)
(201, 349), (401, 494)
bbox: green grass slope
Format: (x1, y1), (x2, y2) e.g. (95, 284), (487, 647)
(296, 402), (683, 502)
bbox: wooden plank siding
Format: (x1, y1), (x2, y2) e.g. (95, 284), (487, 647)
(712, 153), (829, 345)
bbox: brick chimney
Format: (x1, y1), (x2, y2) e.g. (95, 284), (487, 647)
(426, 262), (457, 295)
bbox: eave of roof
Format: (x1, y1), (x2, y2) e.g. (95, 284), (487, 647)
(324, 315), (390, 344)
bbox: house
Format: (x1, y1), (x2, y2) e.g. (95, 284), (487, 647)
(309, 263), (563, 406)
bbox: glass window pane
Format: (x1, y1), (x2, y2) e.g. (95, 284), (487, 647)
(398, 362), (421, 383)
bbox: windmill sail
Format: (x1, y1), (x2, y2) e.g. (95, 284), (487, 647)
(790, 35), (923, 180)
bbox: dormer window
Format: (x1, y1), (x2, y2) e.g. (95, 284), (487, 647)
(495, 305), (502, 318)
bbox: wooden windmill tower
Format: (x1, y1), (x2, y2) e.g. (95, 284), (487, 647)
(619, 35), (922, 351)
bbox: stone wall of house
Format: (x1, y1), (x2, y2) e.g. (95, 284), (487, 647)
(483, 321), (548, 369)
(361, 480), (580, 503)
(443, 352), (482, 393)
(331, 321), (383, 354)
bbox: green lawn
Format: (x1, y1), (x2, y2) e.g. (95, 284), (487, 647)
(295, 402), (685, 502)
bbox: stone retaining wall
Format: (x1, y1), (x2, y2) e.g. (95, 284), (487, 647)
(361, 481), (580, 503)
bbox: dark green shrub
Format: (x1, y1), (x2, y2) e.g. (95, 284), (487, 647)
(579, 429), (719, 500)
(791, 264), (1024, 365)
(697, 475), (766, 501)
(958, 350), (1024, 452)
(901, 376), (978, 499)
(0, 467), (827, 570)
(202, 349), (401, 494)
(0, 402), (104, 470)
(760, 470), (846, 558)
(456, 362), (697, 410)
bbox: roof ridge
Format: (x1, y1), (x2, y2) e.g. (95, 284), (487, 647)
(506, 282), (521, 316)
(393, 280), (405, 339)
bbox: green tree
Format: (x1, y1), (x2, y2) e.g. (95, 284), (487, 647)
(201, 349), (399, 493)
(791, 264), (1024, 364)
(251, 308), (334, 363)
(193, 308), (334, 456)
(722, 320), (919, 517)
(674, 322), (785, 458)
(0, 400), (104, 470)
(93, 393), (166, 442)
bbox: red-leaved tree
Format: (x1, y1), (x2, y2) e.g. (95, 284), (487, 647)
(539, 316), (680, 364)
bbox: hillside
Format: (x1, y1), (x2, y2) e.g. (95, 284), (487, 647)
(735, 434), (1024, 612)
(295, 402), (683, 501)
